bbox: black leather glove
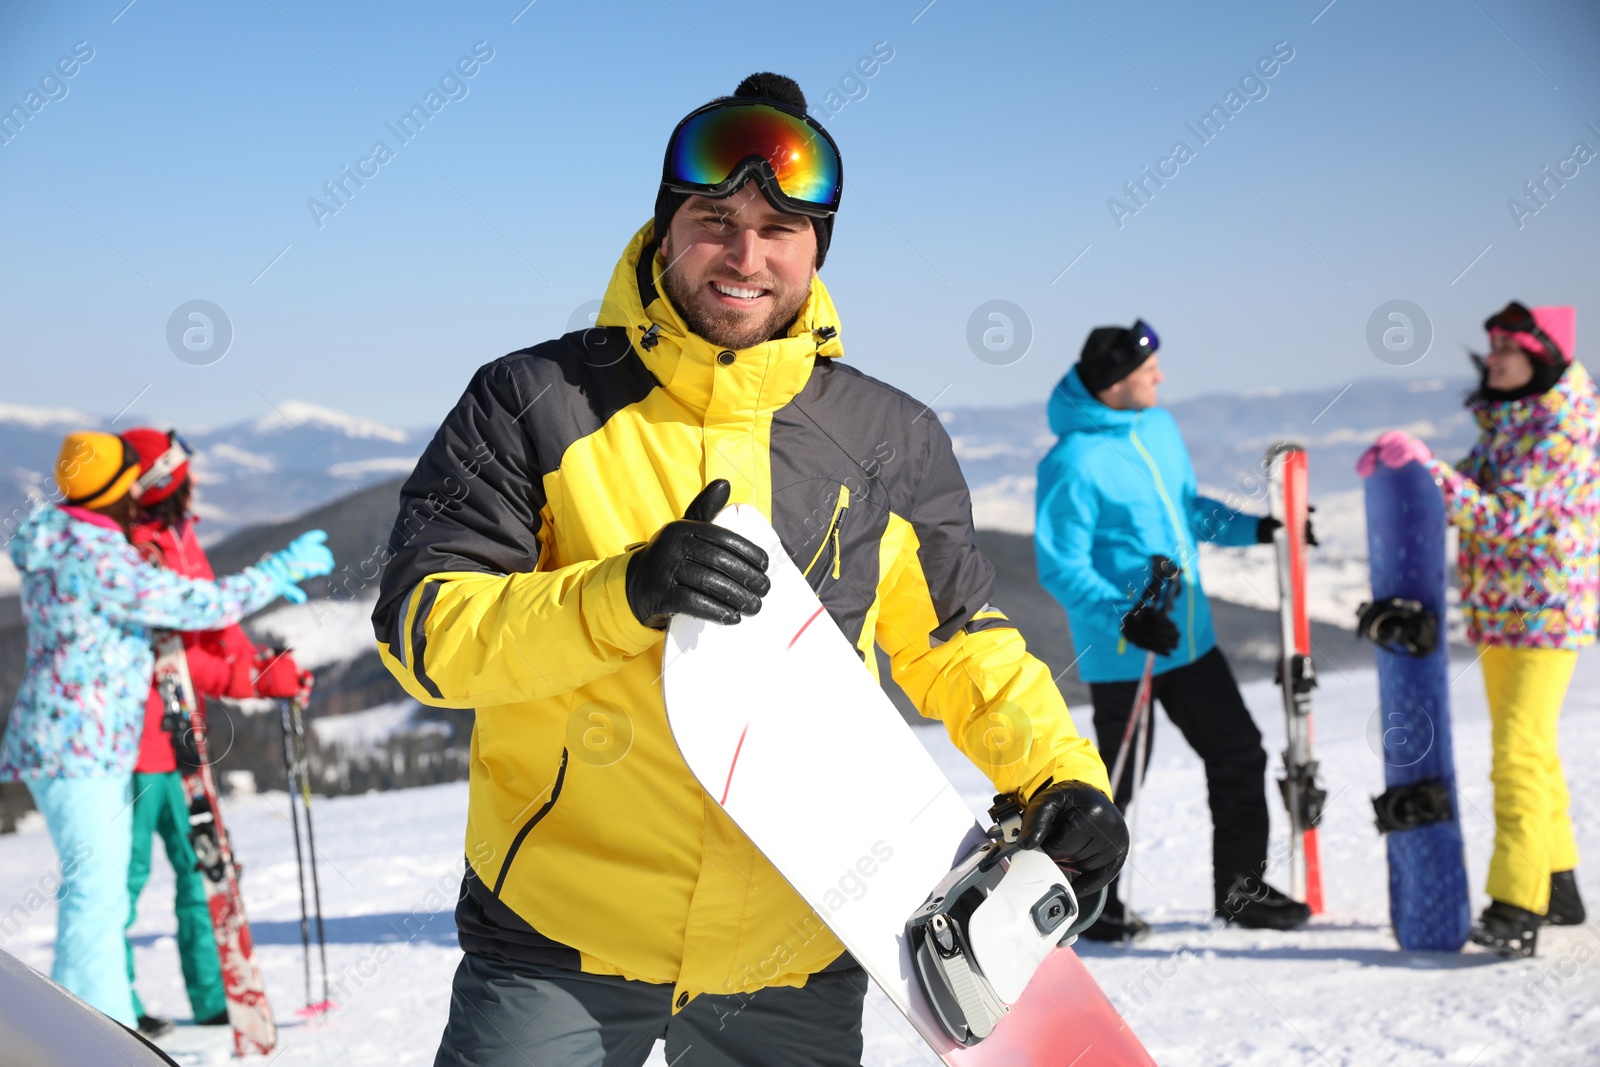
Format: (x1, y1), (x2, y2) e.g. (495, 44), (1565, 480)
(625, 480), (771, 629)
(1018, 780), (1129, 897)
(1256, 505), (1318, 546)
(1120, 603), (1178, 655)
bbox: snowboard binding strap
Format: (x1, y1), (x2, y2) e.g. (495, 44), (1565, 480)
(1356, 597), (1440, 657)
(907, 841), (1085, 1046)
(987, 793), (1025, 843)
(1372, 778), (1452, 833)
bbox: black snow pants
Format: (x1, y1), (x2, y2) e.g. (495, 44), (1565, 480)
(1089, 646), (1270, 911)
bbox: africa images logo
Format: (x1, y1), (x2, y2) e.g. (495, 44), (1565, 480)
(1106, 41), (1296, 229)
(306, 42), (495, 230)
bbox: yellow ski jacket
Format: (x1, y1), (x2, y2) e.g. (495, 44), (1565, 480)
(372, 222), (1110, 1009)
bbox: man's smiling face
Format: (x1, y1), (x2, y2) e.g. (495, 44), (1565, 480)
(659, 181), (818, 351)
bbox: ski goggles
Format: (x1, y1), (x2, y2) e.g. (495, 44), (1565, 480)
(1123, 319), (1159, 358)
(661, 100), (843, 218)
(1485, 302), (1562, 364)
(133, 430), (193, 500)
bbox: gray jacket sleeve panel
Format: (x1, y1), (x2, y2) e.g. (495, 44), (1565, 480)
(371, 330), (659, 652)
(906, 406), (1002, 645)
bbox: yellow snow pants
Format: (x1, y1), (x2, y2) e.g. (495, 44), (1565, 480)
(1480, 645), (1580, 914)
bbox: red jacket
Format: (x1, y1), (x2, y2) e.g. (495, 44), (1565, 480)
(132, 519), (259, 774)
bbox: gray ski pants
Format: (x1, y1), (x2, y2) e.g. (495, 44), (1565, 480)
(432, 953), (868, 1067)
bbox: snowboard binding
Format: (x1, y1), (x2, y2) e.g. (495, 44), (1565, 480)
(906, 834), (1090, 1046)
(1372, 778), (1453, 834)
(1356, 597), (1439, 657)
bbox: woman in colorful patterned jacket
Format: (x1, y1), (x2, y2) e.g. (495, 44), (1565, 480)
(0, 431), (333, 1026)
(1359, 302), (1597, 958)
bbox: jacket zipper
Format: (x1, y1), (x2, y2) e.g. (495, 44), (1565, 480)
(802, 485), (851, 589)
(1128, 424), (1197, 663)
(492, 747), (569, 897)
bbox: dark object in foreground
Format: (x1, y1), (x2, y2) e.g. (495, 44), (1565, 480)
(0, 947), (179, 1065)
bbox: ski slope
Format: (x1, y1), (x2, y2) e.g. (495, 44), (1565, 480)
(2, 654), (1597, 1065)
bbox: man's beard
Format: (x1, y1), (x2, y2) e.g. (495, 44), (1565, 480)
(660, 266), (809, 351)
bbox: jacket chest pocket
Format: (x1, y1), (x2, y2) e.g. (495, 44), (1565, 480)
(802, 485), (851, 593)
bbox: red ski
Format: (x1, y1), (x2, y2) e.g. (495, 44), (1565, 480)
(154, 632), (278, 1055)
(1266, 443), (1326, 914)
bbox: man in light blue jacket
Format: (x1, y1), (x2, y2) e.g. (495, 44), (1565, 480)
(1035, 322), (1311, 939)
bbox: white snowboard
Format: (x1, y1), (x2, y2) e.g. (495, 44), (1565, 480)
(663, 505), (1153, 1066)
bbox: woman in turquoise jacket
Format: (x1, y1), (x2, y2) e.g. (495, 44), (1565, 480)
(1035, 322), (1311, 939)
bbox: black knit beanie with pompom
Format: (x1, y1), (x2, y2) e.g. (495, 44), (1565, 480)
(654, 73), (837, 268)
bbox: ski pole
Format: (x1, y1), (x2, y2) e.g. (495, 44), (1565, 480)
(1105, 653), (1155, 799)
(278, 696), (314, 1010)
(290, 682), (332, 1011)
(1121, 669), (1154, 938)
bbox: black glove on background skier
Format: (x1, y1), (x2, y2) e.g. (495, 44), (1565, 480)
(1256, 504), (1319, 546)
(1120, 603), (1179, 655)
(626, 479), (771, 629)
(1018, 780), (1129, 896)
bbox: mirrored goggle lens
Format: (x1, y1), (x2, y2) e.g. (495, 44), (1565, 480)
(1132, 320), (1160, 354)
(668, 104), (841, 209)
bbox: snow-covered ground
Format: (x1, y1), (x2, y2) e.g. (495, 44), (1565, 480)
(3, 653), (1597, 1065)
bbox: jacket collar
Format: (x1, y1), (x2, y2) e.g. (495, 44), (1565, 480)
(1469, 359), (1594, 432)
(1047, 366), (1146, 437)
(595, 222), (844, 421)
(58, 505), (121, 532)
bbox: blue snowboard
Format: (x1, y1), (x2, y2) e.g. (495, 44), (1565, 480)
(1364, 461), (1472, 951)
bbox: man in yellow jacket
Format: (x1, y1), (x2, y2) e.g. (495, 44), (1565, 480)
(374, 72), (1121, 1067)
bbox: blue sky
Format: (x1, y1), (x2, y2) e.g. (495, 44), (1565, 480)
(2, 0), (1596, 429)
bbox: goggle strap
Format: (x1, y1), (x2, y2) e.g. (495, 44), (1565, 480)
(134, 442), (189, 497)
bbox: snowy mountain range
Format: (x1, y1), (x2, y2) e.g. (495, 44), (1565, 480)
(0, 376), (1482, 611)
(0, 400), (428, 592)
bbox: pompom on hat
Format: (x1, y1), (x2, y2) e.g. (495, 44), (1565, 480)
(55, 431), (140, 509)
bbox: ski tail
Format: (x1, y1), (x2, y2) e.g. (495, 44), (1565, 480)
(1267, 444), (1325, 915)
